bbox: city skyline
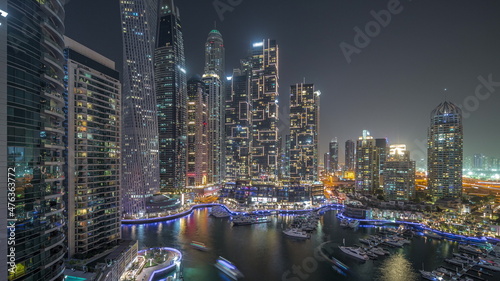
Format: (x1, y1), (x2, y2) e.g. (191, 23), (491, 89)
(65, 0), (500, 161)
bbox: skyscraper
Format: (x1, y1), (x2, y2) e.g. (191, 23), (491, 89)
(250, 39), (279, 181)
(329, 138), (338, 173)
(324, 152), (331, 173)
(225, 68), (251, 181)
(355, 130), (379, 194)
(383, 144), (416, 201)
(65, 37), (122, 258)
(155, 0), (187, 191)
(427, 101), (463, 199)
(376, 137), (389, 187)
(203, 28), (225, 184)
(345, 139), (355, 171)
(289, 83), (320, 182)
(120, 0), (159, 215)
(187, 76), (208, 186)
(202, 71), (223, 184)
(3, 0), (66, 279)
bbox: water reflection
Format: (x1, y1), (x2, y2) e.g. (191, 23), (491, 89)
(377, 253), (418, 281)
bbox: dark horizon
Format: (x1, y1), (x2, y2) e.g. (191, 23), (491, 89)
(65, 0), (500, 163)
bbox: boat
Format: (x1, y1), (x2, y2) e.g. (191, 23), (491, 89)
(210, 206), (231, 218)
(348, 220), (360, 228)
(435, 267), (453, 277)
(369, 247), (386, 256)
(232, 215), (271, 226)
(331, 256), (349, 271)
(419, 270), (444, 281)
(283, 228), (310, 239)
(478, 259), (500, 271)
(383, 238), (404, 247)
(340, 219), (349, 227)
(214, 257), (244, 280)
(458, 244), (483, 255)
(424, 231), (443, 239)
(190, 241), (209, 251)
(359, 238), (371, 245)
(332, 264), (347, 276)
(444, 258), (468, 266)
(339, 246), (369, 261)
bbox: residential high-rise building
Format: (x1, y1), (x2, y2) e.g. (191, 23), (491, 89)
(3, 0), (67, 279)
(324, 152), (331, 173)
(203, 28), (225, 184)
(155, 0), (187, 191)
(202, 72), (223, 184)
(250, 39), (279, 181)
(473, 153), (485, 170)
(383, 144), (416, 201)
(65, 37), (121, 258)
(355, 130), (380, 194)
(225, 68), (251, 181)
(289, 83), (320, 182)
(345, 139), (355, 171)
(187, 76), (208, 186)
(376, 137), (389, 187)
(427, 101), (463, 199)
(329, 138), (338, 172)
(120, 0), (159, 215)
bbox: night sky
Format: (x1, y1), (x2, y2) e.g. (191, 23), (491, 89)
(65, 0), (500, 166)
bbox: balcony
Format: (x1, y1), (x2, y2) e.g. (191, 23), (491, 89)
(42, 105), (65, 119)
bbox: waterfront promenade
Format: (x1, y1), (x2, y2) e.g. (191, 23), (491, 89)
(121, 202), (500, 245)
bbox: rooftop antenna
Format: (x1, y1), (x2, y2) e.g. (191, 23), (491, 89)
(444, 88), (447, 101)
(303, 77), (306, 84)
(214, 21), (216, 30)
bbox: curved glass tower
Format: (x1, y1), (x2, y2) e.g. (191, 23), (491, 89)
(4, 0), (66, 280)
(427, 101), (463, 199)
(120, 0), (159, 216)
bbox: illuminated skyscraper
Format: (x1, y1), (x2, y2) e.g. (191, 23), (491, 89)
(120, 0), (159, 215)
(383, 144), (416, 201)
(289, 83), (320, 182)
(65, 37), (121, 258)
(225, 68), (251, 181)
(3, 0), (67, 279)
(203, 28), (225, 184)
(250, 39), (279, 181)
(345, 139), (355, 171)
(329, 138), (338, 172)
(355, 130), (379, 194)
(427, 101), (463, 199)
(155, 0), (187, 191)
(187, 76), (208, 186)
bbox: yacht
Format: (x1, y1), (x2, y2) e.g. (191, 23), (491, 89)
(214, 257), (244, 280)
(190, 241), (209, 251)
(424, 231), (443, 239)
(383, 238), (404, 247)
(348, 220), (360, 228)
(339, 246), (369, 261)
(419, 270), (444, 281)
(283, 228), (310, 239)
(458, 244), (483, 255)
(478, 259), (500, 271)
(340, 219), (349, 227)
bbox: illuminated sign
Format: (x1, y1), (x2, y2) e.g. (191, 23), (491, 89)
(252, 42), (263, 47)
(0, 10), (8, 17)
(389, 144), (406, 156)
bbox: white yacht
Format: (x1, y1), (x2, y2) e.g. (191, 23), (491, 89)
(339, 246), (369, 261)
(283, 228), (310, 239)
(214, 257), (244, 280)
(348, 220), (360, 228)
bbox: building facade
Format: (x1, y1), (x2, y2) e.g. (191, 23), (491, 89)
(289, 83), (320, 182)
(120, 0), (159, 215)
(329, 138), (338, 173)
(155, 0), (187, 191)
(383, 144), (416, 201)
(203, 28), (225, 184)
(345, 139), (355, 171)
(4, 0), (67, 279)
(355, 130), (380, 194)
(225, 68), (251, 181)
(427, 101), (463, 199)
(65, 37), (121, 258)
(186, 76), (208, 186)
(249, 39), (279, 181)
